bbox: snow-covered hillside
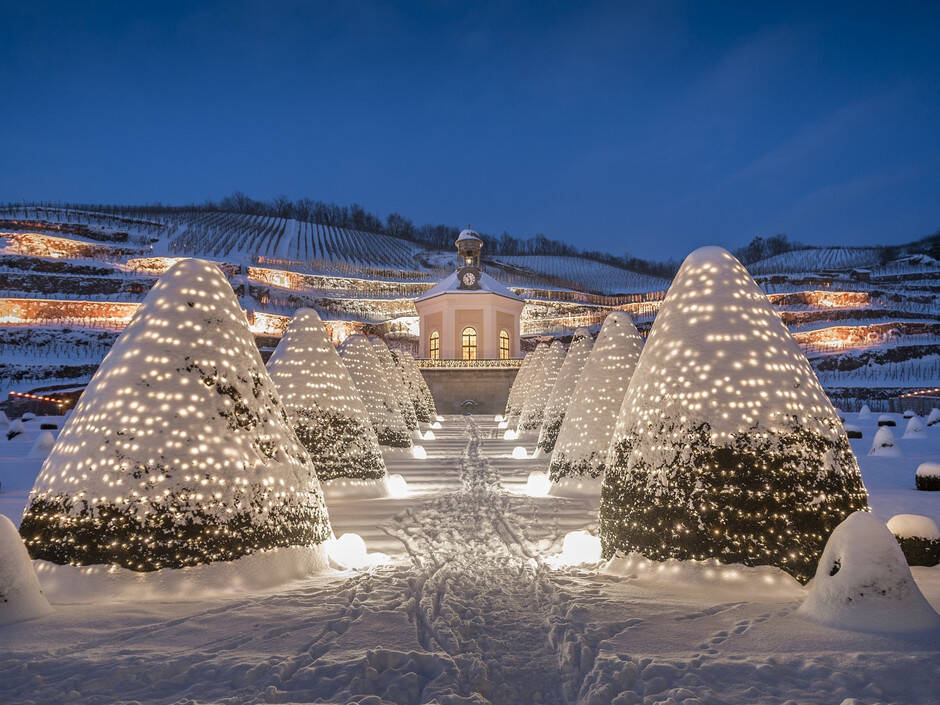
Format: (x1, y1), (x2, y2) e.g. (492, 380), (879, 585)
(491, 255), (670, 294)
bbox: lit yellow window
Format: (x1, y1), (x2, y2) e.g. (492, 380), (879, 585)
(499, 329), (510, 359)
(429, 330), (440, 360)
(461, 327), (477, 360)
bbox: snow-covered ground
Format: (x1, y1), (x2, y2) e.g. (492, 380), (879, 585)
(0, 415), (938, 704)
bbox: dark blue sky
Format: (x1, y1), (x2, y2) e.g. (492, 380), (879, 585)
(2, 1), (939, 259)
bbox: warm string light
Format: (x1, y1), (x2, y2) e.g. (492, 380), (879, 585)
(19, 258), (332, 572)
(505, 342), (547, 427)
(599, 247), (868, 584)
(369, 337), (419, 432)
(516, 340), (565, 432)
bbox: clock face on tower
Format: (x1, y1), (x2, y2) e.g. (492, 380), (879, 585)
(457, 266), (480, 289)
(462, 271), (477, 287)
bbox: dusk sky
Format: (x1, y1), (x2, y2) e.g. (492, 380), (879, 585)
(2, 1), (939, 259)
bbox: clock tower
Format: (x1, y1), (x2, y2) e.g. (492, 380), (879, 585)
(414, 227), (524, 361)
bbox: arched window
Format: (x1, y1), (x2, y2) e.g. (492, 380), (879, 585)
(461, 327), (477, 360)
(499, 329), (510, 359)
(429, 330), (440, 360)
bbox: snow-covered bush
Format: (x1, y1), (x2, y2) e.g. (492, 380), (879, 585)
(340, 334), (412, 448)
(370, 337), (418, 431)
(0, 515), (52, 625)
(6, 418), (25, 441)
(390, 349), (430, 423)
(843, 423), (862, 439)
(798, 512), (940, 632)
(517, 340), (566, 432)
(0, 410), (8, 428)
(869, 426), (900, 457)
(877, 414), (896, 427)
(19, 259), (331, 571)
(600, 247), (868, 584)
(902, 409), (916, 418)
(506, 342), (546, 425)
(266, 308), (386, 482)
(887, 514), (940, 566)
(858, 404), (872, 419)
(902, 415), (927, 439)
(27, 430), (55, 459)
(537, 328), (593, 454)
(549, 312), (643, 485)
(927, 408), (940, 427)
(916, 462), (940, 491)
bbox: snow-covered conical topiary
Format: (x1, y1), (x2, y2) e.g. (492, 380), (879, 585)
(390, 349), (430, 423)
(927, 408), (940, 427)
(405, 349), (438, 420)
(507, 342), (546, 426)
(600, 247), (868, 584)
(537, 328), (594, 454)
(266, 308), (386, 482)
(902, 415), (927, 439)
(505, 349), (537, 418)
(371, 337), (418, 431)
(340, 334), (412, 447)
(20, 259), (331, 571)
(858, 404), (872, 419)
(517, 340), (566, 432)
(549, 312), (643, 489)
(869, 426), (900, 456)
(798, 512), (940, 632)
(1, 515), (52, 625)
(27, 430), (55, 459)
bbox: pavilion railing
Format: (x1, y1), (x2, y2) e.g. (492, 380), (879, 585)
(415, 358), (524, 369)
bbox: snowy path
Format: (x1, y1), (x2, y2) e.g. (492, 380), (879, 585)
(0, 416), (938, 704)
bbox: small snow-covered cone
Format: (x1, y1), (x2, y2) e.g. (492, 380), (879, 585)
(877, 414), (896, 427)
(902, 409), (916, 418)
(517, 340), (566, 432)
(0, 515), (52, 625)
(927, 408), (940, 427)
(340, 335), (412, 448)
(887, 514), (940, 567)
(869, 426), (900, 456)
(537, 328), (593, 454)
(371, 337), (418, 431)
(843, 424), (862, 439)
(507, 343), (547, 427)
(0, 410), (9, 428)
(915, 462), (940, 491)
(27, 430), (55, 459)
(798, 512), (940, 632)
(858, 404), (873, 419)
(902, 415), (927, 439)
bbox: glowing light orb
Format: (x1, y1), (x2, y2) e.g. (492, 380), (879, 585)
(430, 422), (442, 430)
(386, 474), (409, 498)
(560, 530), (603, 565)
(503, 429), (519, 441)
(494, 415), (504, 422)
(411, 445), (428, 459)
(525, 471), (551, 497)
(327, 533), (370, 570)
(435, 415), (444, 422)
(497, 421), (509, 429)
(512, 446), (528, 459)
(423, 430), (436, 440)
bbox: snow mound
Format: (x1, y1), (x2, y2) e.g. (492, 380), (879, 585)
(877, 414), (896, 427)
(0, 410), (8, 428)
(903, 409), (916, 418)
(843, 423), (862, 438)
(858, 404), (872, 419)
(6, 418), (26, 441)
(26, 430), (55, 459)
(902, 415), (926, 439)
(266, 308), (386, 484)
(549, 311), (643, 484)
(887, 514), (940, 540)
(798, 512), (940, 632)
(35, 544), (328, 603)
(0, 514), (52, 625)
(927, 407), (940, 427)
(537, 328), (593, 454)
(20, 258), (331, 571)
(517, 341), (565, 432)
(340, 335), (412, 448)
(601, 246), (868, 584)
(869, 426), (900, 456)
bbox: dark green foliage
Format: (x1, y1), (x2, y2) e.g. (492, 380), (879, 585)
(537, 414), (563, 454)
(376, 427), (413, 448)
(294, 405), (385, 481)
(895, 536), (940, 566)
(20, 487), (330, 572)
(600, 419), (869, 584)
(549, 451), (606, 482)
(916, 474), (940, 491)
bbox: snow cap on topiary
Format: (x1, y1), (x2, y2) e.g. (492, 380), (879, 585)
(403, 348), (437, 419)
(390, 348), (430, 423)
(370, 337), (418, 431)
(601, 246), (868, 584)
(19, 259), (331, 571)
(549, 312), (643, 484)
(517, 340), (566, 432)
(27, 430), (55, 459)
(504, 351), (534, 417)
(538, 328), (594, 454)
(1, 514), (52, 625)
(869, 426), (900, 456)
(507, 342), (547, 425)
(266, 308), (386, 482)
(858, 404), (872, 418)
(340, 334), (412, 447)
(927, 408), (940, 427)
(902, 415), (926, 439)
(798, 512), (940, 632)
